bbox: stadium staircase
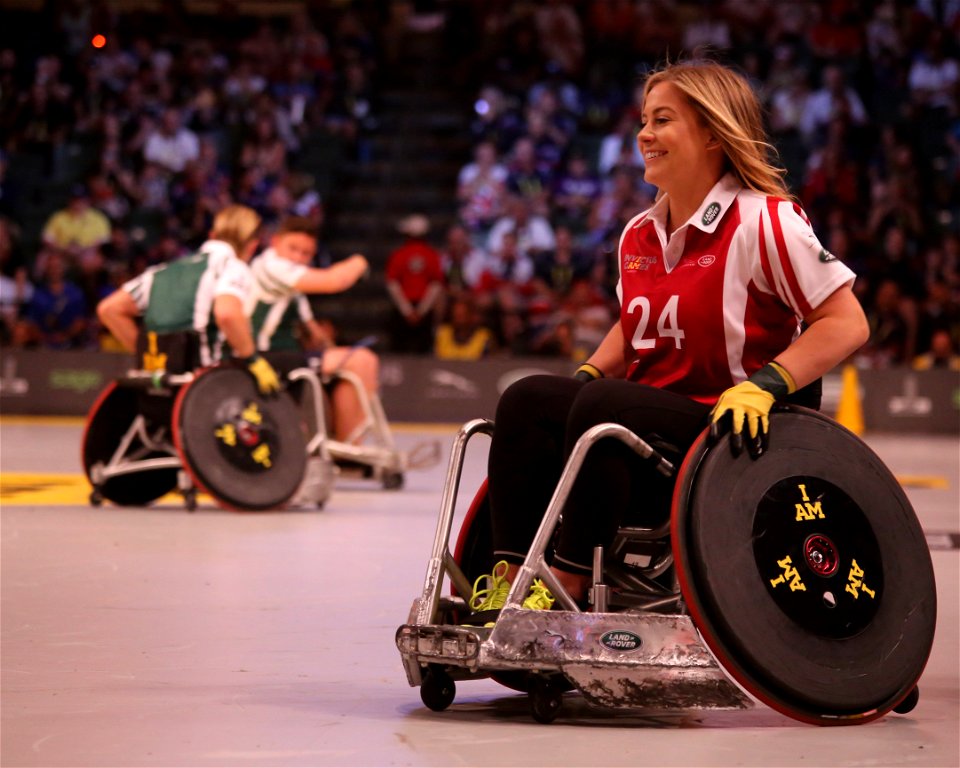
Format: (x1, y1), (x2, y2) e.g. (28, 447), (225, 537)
(310, 26), (470, 347)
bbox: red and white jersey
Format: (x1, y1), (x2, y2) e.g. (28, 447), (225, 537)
(617, 173), (855, 404)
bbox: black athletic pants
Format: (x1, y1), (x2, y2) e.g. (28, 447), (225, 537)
(487, 375), (711, 575)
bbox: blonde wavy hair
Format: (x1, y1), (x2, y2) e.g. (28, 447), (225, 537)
(643, 60), (794, 200)
(209, 204), (262, 256)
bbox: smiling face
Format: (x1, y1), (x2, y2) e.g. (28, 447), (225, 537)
(272, 231), (317, 266)
(637, 81), (718, 196)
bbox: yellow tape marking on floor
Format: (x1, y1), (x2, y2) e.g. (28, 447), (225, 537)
(1, 473), (91, 504)
(0, 473), (208, 507)
(895, 474), (950, 489)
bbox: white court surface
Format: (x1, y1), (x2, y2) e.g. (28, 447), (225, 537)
(1, 418), (958, 768)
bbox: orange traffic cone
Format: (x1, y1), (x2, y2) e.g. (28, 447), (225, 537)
(834, 363), (865, 435)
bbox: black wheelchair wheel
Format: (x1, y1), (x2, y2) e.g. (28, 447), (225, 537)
(172, 367), (307, 511)
(452, 479), (495, 594)
(671, 406), (937, 725)
(82, 382), (179, 506)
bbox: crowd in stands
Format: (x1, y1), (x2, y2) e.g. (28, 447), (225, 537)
(424, 0), (959, 369)
(1, 0), (378, 350)
(1, 0), (958, 371)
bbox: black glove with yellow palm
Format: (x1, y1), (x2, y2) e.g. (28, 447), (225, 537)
(709, 361), (796, 458)
(241, 353), (281, 396)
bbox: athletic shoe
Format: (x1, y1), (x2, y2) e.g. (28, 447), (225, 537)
(463, 564), (555, 627)
(521, 579), (555, 610)
(468, 560), (511, 613)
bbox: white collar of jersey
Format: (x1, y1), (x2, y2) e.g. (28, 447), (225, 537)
(689, 173), (741, 233)
(637, 172), (742, 236)
(200, 239), (239, 260)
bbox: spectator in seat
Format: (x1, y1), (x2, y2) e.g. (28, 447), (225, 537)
(40, 184), (111, 269)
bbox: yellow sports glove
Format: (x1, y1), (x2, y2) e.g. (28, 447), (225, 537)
(710, 362), (795, 458)
(244, 354), (281, 395)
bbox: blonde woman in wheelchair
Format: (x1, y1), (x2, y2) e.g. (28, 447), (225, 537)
(469, 59), (870, 617)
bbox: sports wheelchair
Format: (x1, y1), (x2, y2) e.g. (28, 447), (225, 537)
(264, 349), (440, 492)
(396, 406), (937, 725)
(82, 333), (333, 511)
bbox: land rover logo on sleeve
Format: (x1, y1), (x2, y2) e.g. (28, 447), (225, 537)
(600, 630), (643, 652)
(702, 202), (721, 226)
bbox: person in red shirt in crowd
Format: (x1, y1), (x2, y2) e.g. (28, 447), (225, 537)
(385, 214), (444, 354)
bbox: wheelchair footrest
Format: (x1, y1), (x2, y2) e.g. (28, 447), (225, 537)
(396, 625), (484, 667)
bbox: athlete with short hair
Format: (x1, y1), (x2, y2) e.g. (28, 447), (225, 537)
(247, 215), (374, 442)
(468, 59), (870, 617)
(96, 204), (281, 394)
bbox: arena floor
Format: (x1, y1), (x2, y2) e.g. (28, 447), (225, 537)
(1, 416), (958, 768)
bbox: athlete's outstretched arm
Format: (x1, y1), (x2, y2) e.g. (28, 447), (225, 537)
(97, 290), (140, 352)
(585, 322), (629, 379)
(775, 284), (869, 389)
(293, 254), (368, 294)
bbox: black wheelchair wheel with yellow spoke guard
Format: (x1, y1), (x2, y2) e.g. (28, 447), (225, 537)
(671, 406), (936, 725)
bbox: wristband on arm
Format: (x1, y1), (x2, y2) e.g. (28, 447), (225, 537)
(573, 362), (604, 383)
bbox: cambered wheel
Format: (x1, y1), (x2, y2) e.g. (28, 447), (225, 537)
(672, 406), (937, 725)
(82, 382), (179, 506)
(420, 666), (456, 711)
(172, 367), (307, 511)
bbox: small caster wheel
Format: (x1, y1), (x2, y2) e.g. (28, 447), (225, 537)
(893, 686), (920, 714)
(420, 666), (455, 711)
(528, 674), (563, 724)
(183, 490), (197, 512)
(89, 489), (104, 506)
(382, 471), (404, 490)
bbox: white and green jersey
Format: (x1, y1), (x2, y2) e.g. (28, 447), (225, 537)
(248, 247), (314, 352)
(122, 239), (253, 364)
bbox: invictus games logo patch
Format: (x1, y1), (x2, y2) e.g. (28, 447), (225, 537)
(819, 248), (838, 263)
(624, 254), (658, 271)
(702, 202), (721, 226)
(600, 630), (643, 652)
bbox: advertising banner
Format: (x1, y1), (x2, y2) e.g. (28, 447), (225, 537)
(1, 350), (957, 433)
